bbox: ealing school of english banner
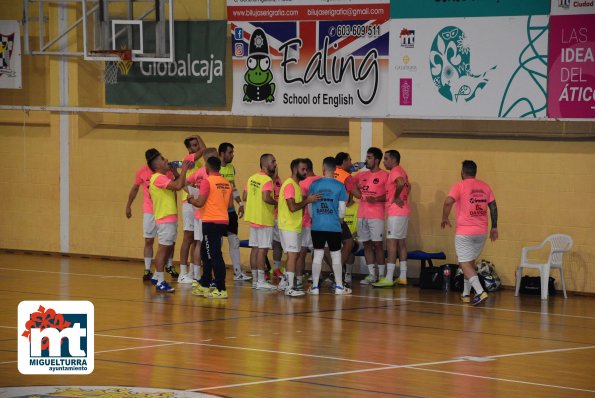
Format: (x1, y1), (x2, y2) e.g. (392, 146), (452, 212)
(0, 20), (22, 89)
(228, 0), (390, 117)
(388, 0), (550, 118)
(106, 21), (226, 107)
(548, 0), (595, 119)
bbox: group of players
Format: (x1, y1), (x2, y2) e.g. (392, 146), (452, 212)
(127, 136), (499, 305)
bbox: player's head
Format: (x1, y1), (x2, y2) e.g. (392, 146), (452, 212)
(290, 158), (307, 181)
(335, 152), (352, 171)
(303, 158), (314, 175)
(218, 142), (234, 163)
(365, 147), (383, 169)
(260, 153), (277, 175)
(383, 150), (401, 170)
(203, 147), (218, 161)
(206, 156), (222, 173)
(184, 136), (200, 153)
(322, 157), (336, 175)
(461, 160), (477, 178)
(145, 148), (165, 172)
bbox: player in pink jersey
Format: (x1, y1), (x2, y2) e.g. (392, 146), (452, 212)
(442, 160), (498, 306)
(126, 164), (176, 281)
(271, 168), (284, 281)
(352, 147), (389, 285)
(374, 149), (410, 288)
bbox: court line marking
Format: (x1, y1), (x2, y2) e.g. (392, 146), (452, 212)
(407, 367), (595, 393)
(0, 267), (138, 280)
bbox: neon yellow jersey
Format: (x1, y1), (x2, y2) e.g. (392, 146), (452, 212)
(149, 173), (177, 221)
(181, 155), (202, 202)
(220, 163), (235, 185)
(244, 173), (275, 226)
(344, 201), (359, 235)
(278, 178), (303, 233)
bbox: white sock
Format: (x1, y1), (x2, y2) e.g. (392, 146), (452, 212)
(469, 276), (484, 294)
(156, 271), (164, 284)
(399, 261), (408, 279)
(274, 260), (281, 270)
(312, 249), (324, 287)
(257, 269), (265, 283)
(367, 264), (376, 277)
(144, 258), (152, 271)
(346, 263), (354, 275)
(167, 257), (173, 268)
(286, 271), (295, 289)
(180, 264), (188, 276)
(188, 263), (195, 278)
(386, 263), (396, 281)
(194, 264), (201, 279)
(331, 251), (343, 286)
(378, 264), (386, 277)
(463, 278), (472, 296)
(228, 234), (242, 275)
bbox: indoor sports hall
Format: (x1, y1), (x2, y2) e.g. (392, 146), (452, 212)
(0, 1), (594, 397)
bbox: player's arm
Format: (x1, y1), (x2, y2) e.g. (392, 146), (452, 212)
(441, 196), (455, 228)
(287, 194), (320, 212)
(263, 189), (277, 206)
(166, 161), (191, 191)
(350, 186), (362, 199)
(338, 201), (346, 218)
(393, 177), (405, 207)
(191, 135), (207, 161)
(125, 184), (140, 218)
(488, 200), (499, 241)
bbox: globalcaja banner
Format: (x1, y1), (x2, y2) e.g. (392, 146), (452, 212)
(548, 1), (595, 118)
(390, 0), (549, 19)
(0, 20), (22, 89)
(388, 12), (549, 118)
(106, 21), (226, 107)
(228, 1), (390, 117)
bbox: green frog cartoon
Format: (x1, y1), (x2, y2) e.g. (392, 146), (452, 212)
(243, 28), (275, 103)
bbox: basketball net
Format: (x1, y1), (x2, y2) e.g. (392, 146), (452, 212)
(97, 50), (133, 85)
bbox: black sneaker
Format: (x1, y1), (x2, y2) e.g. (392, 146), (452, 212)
(165, 265), (179, 278)
(143, 270), (153, 281)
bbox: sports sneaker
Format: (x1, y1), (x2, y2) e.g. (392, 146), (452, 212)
(272, 268), (284, 279)
(177, 274), (194, 284)
(471, 291), (489, 306)
(460, 295), (471, 303)
(192, 279), (199, 287)
(207, 289), (228, 299)
(264, 272), (270, 281)
(233, 272), (252, 281)
(165, 265), (179, 278)
(307, 286), (320, 295)
(296, 279), (304, 291)
(372, 276), (395, 288)
(143, 270), (153, 281)
(150, 278), (158, 286)
(360, 274), (378, 285)
(156, 281), (175, 293)
(285, 288), (305, 297)
(335, 285), (352, 295)
(277, 278), (289, 291)
(344, 273), (352, 284)
(192, 284), (211, 297)
(397, 278), (408, 286)
(256, 281), (277, 290)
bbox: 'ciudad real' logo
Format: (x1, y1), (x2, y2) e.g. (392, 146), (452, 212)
(18, 301), (94, 375)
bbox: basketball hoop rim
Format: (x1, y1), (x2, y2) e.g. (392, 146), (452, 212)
(89, 49), (133, 61)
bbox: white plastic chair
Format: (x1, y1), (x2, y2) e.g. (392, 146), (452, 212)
(515, 234), (573, 300)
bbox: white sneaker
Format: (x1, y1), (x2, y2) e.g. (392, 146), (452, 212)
(285, 288), (305, 297)
(277, 279), (289, 291)
(360, 274), (378, 285)
(233, 272), (252, 281)
(307, 286), (320, 295)
(177, 274), (194, 284)
(335, 285), (352, 295)
(344, 273), (352, 284)
(256, 281), (277, 290)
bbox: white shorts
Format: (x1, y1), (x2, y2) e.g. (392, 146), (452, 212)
(280, 230), (302, 253)
(249, 227), (273, 249)
(183, 202), (195, 231)
(273, 219), (281, 242)
(157, 222), (177, 246)
(455, 234), (487, 263)
(193, 218), (203, 241)
(357, 218), (384, 242)
(143, 213), (157, 238)
(301, 226), (313, 250)
(387, 216), (409, 240)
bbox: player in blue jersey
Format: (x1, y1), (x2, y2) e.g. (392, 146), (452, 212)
(307, 157), (351, 295)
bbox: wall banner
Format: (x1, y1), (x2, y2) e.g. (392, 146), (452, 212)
(548, 1), (595, 118)
(229, 1), (389, 117)
(388, 16), (549, 118)
(390, 0), (550, 19)
(0, 20), (22, 90)
(106, 21), (226, 107)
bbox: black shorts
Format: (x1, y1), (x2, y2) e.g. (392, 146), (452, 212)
(311, 230), (342, 252)
(341, 222), (353, 241)
(226, 210), (239, 235)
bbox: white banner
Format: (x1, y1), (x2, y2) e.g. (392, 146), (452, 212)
(388, 16), (549, 118)
(0, 20), (22, 89)
(550, 0), (595, 16)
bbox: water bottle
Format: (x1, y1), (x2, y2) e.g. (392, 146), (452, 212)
(349, 162), (366, 172)
(169, 161), (194, 169)
(443, 265), (451, 293)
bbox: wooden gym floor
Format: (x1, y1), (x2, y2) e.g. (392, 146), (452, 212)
(0, 252), (594, 397)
